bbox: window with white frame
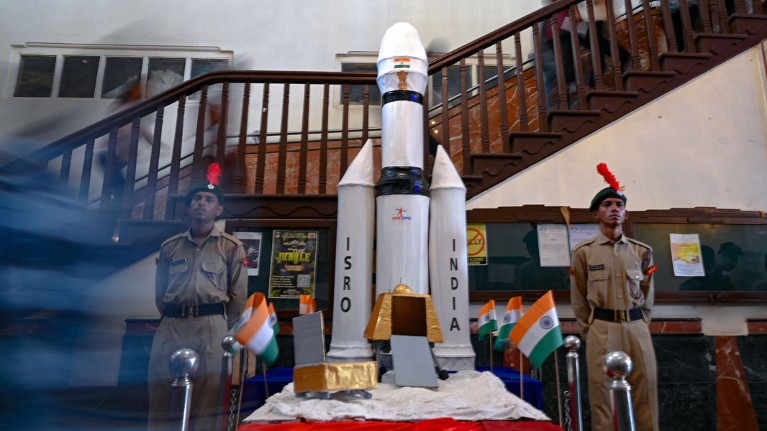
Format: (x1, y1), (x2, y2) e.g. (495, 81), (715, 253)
(12, 44), (232, 99)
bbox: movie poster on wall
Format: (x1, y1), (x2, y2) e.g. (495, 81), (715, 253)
(234, 231), (262, 276)
(268, 230), (319, 299)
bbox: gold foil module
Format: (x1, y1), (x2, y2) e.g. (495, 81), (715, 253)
(364, 289), (444, 343)
(293, 361), (378, 393)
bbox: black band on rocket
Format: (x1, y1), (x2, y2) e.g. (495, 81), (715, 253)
(382, 90), (423, 107)
(375, 166), (430, 197)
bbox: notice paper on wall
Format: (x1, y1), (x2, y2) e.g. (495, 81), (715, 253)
(670, 233), (705, 277)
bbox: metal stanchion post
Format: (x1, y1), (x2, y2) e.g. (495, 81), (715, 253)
(564, 336), (583, 431)
(216, 336), (236, 431)
(603, 351), (636, 431)
(167, 348), (199, 431)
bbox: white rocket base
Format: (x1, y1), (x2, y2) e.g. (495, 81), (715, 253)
(433, 344), (476, 371)
(327, 344), (374, 362)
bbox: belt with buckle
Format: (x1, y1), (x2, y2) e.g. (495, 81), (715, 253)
(162, 303), (225, 318)
(593, 307), (643, 323)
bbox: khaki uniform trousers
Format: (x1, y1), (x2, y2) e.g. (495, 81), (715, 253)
(147, 314), (228, 431)
(585, 318), (658, 431)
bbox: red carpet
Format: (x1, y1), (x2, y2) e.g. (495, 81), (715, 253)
(240, 418), (563, 431)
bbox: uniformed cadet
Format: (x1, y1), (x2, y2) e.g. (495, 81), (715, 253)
(147, 164), (247, 431)
(570, 165), (659, 431)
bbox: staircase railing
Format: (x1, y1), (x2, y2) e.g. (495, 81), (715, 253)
(3, 0), (766, 226)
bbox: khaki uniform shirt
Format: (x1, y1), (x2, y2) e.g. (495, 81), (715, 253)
(155, 226), (247, 328)
(570, 232), (655, 336)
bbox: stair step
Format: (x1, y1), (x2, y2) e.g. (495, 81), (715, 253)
(696, 32), (747, 56)
(508, 131), (563, 155)
(460, 174), (484, 188)
(730, 13), (767, 35)
(623, 71), (677, 94)
(470, 153), (524, 178)
(659, 52), (712, 74)
(587, 90), (640, 113)
(548, 110), (602, 134)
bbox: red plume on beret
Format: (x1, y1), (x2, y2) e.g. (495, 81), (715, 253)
(596, 163), (622, 192)
(207, 163), (222, 186)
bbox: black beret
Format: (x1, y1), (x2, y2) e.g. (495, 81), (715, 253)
(589, 187), (626, 211)
(184, 182), (225, 207)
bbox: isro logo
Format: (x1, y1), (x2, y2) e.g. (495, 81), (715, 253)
(392, 207), (412, 221)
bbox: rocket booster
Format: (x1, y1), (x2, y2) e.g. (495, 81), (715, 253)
(375, 22), (430, 296)
(428, 146), (476, 371)
(328, 140), (375, 361)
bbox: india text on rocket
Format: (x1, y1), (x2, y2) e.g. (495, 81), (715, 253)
(328, 22), (475, 371)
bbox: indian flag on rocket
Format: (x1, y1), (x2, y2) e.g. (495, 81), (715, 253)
(510, 291), (563, 368)
(299, 294), (315, 315)
(493, 296), (523, 352)
(393, 57), (411, 69)
(477, 300), (498, 339)
(235, 293), (279, 365)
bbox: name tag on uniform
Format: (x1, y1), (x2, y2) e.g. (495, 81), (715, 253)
(588, 264), (605, 271)
(171, 258), (187, 266)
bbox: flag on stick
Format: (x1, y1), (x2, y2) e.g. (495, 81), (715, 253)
(477, 300), (498, 339)
(235, 293), (279, 365)
(268, 302), (280, 334)
(510, 291), (563, 368)
(233, 294), (257, 333)
(299, 294), (315, 315)
(494, 296), (523, 352)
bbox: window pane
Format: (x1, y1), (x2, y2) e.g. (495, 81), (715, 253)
(59, 56), (99, 98)
(430, 65), (470, 108)
(483, 65), (499, 91)
(14, 55), (56, 97)
(191, 59), (229, 78)
(147, 58), (185, 97)
(340, 64), (381, 105)
(101, 57), (142, 98)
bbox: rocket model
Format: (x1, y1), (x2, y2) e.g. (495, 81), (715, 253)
(374, 22), (431, 297)
(328, 22), (475, 370)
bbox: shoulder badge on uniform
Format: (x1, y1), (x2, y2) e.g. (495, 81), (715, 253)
(646, 264), (658, 275)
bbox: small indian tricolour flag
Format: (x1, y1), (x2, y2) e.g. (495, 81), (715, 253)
(510, 291), (563, 368)
(477, 300), (498, 339)
(493, 296), (523, 352)
(393, 57), (411, 69)
(299, 294), (315, 315)
(268, 302), (280, 335)
(235, 293), (279, 365)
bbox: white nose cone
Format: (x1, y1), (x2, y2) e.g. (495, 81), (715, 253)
(376, 22), (428, 94)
